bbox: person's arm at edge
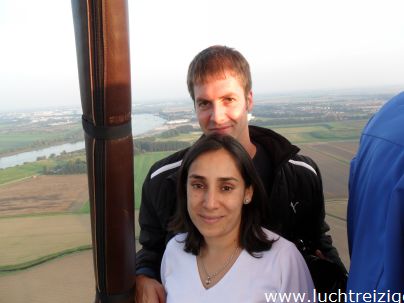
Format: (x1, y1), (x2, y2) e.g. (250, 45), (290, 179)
(300, 155), (348, 273)
(135, 168), (166, 302)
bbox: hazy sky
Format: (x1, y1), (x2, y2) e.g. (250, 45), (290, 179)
(1, 0), (404, 111)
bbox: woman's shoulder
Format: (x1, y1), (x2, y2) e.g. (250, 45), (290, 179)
(260, 228), (301, 257)
(259, 228), (312, 276)
(262, 228), (294, 247)
(259, 229), (315, 292)
(163, 233), (189, 268)
(166, 233), (187, 252)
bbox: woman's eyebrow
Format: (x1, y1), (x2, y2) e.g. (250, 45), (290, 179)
(217, 177), (239, 182)
(188, 174), (205, 180)
(189, 174), (239, 182)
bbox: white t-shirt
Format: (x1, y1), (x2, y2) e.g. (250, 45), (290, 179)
(161, 229), (314, 303)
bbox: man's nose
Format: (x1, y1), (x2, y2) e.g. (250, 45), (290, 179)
(210, 104), (226, 124)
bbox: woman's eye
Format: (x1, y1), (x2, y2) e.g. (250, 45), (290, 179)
(222, 185), (233, 191)
(191, 183), (204, 189)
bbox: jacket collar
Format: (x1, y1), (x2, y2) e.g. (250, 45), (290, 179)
(249, 125), (300, 170)
(167, 125), (299, 180)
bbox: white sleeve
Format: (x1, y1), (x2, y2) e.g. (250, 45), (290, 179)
(278, 243), (315, 300)
(160, 246), (168, 287)
(160, 234), (184, 289)
(160, 237), (175, 287)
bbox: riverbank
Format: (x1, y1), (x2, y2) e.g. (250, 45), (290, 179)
(135, 120), (199, 138)
(0, 139), (83, 159)
(0, 113), (168, 169)
(0, 142), (85, 170)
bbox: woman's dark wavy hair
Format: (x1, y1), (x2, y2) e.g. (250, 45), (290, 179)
(169, 134), (276, 257)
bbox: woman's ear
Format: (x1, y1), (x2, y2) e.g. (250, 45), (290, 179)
(244, 186), (254, 204)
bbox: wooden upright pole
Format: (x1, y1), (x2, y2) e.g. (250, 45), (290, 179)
(71, 1), (135, 302)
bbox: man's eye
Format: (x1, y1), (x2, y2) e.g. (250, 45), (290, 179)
(197, 101), (209, 108)
(224, 98), (235, 103)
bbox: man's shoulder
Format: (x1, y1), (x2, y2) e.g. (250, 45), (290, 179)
(287, 154), (319, 177)
(249, 125), (319, 177)
(148, 148), (189, 181)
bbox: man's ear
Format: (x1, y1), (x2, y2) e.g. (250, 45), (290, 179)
(246, 91), (253, 112)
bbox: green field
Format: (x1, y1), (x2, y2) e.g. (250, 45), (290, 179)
(268, 120), (367, 143)
(0, 124), (82, 155)
(0, 149), (172, 210)
(0, 214), (91, 272)
(1, 120), (367, 198)
(0, 160), (55, 185)
(0, 152), (86, 185)
(134, 151), (173, 208)
(155, 131), (202, 142)
(152, 120), (366, 145)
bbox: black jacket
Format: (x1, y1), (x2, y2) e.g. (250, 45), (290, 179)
(136, 125), (345, 279)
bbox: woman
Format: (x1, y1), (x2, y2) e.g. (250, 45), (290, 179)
(161, 134), (314, 302)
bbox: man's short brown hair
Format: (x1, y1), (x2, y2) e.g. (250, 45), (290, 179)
(187, 45), (252, 101)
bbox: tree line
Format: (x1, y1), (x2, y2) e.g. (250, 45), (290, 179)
(43, 158), (87, 175)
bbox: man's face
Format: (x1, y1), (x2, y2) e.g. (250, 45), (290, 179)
(193, 74), (253, 146)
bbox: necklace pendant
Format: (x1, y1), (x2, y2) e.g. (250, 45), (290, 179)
(205, 277), (211, 285)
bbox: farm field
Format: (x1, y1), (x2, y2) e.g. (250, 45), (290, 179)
(0, 214), (91, 268)
(0, 208), (140, 271)
(0, 160), (56, 185)
(134, 151), (172, 208)
(0, 174), (90, 271)
(0, 169), (144, 270)
(270, 120), (366, 143)
(325, 200), (349, 267)
(154, 131), (202, 143)
(298, 141), (358, 200)
(0, 250), (94, 303)
(0, 120), (363, 300)
(0, 151), (86, 185)
(0, 201), (349, 303)
(0, 175), (89, 216)
(0, 140), (356, 270)
(0, 123), (82, 156)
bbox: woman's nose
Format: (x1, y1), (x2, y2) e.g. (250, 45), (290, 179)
(203, 189), (218, 209)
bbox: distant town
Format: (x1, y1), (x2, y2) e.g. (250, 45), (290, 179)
(0, 89), (397, 158)
(1, 89), (395, 127)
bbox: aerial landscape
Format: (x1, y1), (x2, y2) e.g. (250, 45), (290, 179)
(0, 89), (397, 301)
(1, 0), (404, 299)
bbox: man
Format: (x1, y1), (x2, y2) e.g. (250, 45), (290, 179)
(347, 92), (404, 297)
(136, 45), (345, 302)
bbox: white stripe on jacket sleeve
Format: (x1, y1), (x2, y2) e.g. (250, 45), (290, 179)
(150, 160), (183, 179)
(288, 159), (317, 176)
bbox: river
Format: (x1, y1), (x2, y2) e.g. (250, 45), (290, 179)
(0, 114), (166, 169)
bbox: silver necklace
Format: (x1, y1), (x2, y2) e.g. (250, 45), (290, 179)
(199, 245), (240, 286)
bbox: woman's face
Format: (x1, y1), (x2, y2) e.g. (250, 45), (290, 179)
(186, 148), (253, 244)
